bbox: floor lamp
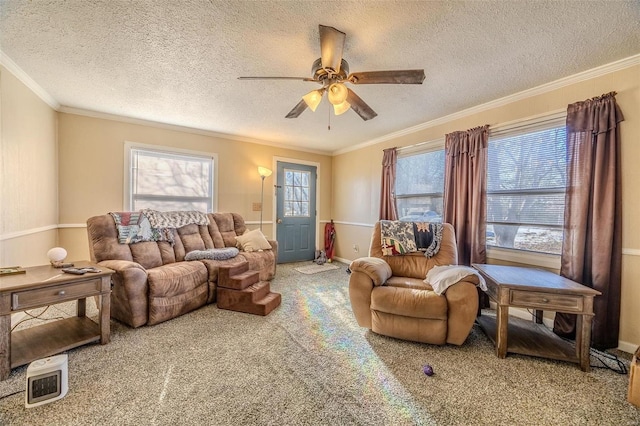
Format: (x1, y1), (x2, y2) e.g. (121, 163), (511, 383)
(258, 166), (272, 230)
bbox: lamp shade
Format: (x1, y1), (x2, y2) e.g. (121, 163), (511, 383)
(333, 100), (351, 115)
(302, 89), (324, 112)
(327, 83), (348, 105)
(258, 166), (272, 178)
(47, 247), (67, 262)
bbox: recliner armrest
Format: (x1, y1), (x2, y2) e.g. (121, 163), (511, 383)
(349, 257), (392, 286)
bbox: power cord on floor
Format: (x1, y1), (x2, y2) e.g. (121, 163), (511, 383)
(0, 389), (24, 400)
(589, 348), (628, 374)
(522, 308), (629, 374)
(11, 306), (65, 332)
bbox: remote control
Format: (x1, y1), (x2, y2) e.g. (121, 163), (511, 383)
(62, 268), (86, 275)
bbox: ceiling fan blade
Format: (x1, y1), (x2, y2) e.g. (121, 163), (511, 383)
(319, 25), (346, 73)
(348, 70), (425, 84)
(285, 99), (308, 119)
(346, 89), (377, 121)
(238, 76), (317, 82)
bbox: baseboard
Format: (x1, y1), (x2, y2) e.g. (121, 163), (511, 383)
(617, 341), (638, 354)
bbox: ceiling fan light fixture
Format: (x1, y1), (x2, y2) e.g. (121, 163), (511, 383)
(327, 82), (348, 105)
(302, 89), (324, 112)
(333, 100), (351, 116)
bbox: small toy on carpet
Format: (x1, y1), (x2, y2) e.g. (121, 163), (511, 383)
(422, 364), (434, 376)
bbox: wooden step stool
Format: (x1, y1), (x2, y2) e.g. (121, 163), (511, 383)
(217, 262), (281, 315)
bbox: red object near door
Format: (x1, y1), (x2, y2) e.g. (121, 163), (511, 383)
(324, 220), (336, 261)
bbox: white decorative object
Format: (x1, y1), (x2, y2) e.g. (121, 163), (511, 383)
(47, 247), (68, 267)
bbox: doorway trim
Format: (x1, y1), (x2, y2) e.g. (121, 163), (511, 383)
(272, 156), (321, 251)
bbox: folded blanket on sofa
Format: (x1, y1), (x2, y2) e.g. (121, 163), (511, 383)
(142, 209), (209, 228)
(425, 265), (487, 295)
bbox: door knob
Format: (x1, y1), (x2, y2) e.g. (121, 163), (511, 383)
(277, 218), (282, 224)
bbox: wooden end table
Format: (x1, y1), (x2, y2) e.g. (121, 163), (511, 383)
(472, 264), (601, 372)
(0, 261), (113, 380)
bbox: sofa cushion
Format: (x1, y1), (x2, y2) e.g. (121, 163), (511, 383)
(386, 276), (433, 291)
(371, 286), (447, 320)
(147, 261), (208, 298)
(130, 241), (163, 269)
(213, 212), (247, 247)
(177, 224), (207, 253)
(87, 215), (134, 263)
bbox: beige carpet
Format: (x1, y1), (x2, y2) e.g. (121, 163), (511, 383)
(0, 261), (638, 425)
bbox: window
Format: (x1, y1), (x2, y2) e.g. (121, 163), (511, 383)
(395, 148), (445, 222)
(125, 143), (216, 212)
(487, 125), (566, 254)
(283, 169), (310, 217)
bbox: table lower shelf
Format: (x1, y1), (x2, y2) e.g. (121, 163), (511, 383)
(11, 316), (101, 368)
(476, 312), (579, 364)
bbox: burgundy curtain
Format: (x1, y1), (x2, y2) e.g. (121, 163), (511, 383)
(553, 92), (624, 350)
(443, 125), (489, 266)
(379, 148), (398, 220)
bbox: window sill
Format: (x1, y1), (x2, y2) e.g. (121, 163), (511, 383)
(486, 246), (561, 270)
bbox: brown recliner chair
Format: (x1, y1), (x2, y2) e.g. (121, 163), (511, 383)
(349, 222), (478, 345)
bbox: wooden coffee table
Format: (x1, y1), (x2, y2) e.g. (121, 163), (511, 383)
(472, 264), (601, 372)
(0, 261), (113, 380)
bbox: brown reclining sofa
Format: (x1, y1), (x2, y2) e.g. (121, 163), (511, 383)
(87, 212), (277, 327)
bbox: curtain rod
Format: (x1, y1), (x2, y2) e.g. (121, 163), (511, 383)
(396, 108), (566, 153)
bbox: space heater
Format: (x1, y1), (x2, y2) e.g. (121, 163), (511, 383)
(25, 354), (68, 408)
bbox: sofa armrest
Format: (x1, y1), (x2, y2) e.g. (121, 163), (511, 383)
(444, 280), (479, 345)
(267, 239), (278, 253)
(96, 259), (149, 328)
(348, 257), (392, 329)
(349, 257), (392, 286)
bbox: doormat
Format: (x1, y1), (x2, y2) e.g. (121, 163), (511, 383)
(294, 263), (341, 275)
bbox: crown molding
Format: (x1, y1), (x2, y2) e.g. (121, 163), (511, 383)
(58, 106), (332, 156)
(0, 50), (60, 110)
(332, 53), (640, 156)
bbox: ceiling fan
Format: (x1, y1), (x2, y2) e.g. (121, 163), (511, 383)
(238, 25), (425, 121)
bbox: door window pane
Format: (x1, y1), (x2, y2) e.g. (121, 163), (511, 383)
(283, 169), (311, 217)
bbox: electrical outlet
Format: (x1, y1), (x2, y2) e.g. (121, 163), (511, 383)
(252, 202), (262, 211)
(353, 244), (359, 253)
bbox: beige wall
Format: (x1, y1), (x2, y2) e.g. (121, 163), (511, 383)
(331, 64), (640, 349)
(56, 113), (333, 261)
(0, 65), (58, 267)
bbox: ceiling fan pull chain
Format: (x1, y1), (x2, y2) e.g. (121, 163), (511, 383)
(328, 104), (331, 131)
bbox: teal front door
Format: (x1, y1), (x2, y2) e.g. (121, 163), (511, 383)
(275, 162), (317, 263)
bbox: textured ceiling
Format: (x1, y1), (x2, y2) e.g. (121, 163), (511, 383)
(1, 1), (639, 154)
